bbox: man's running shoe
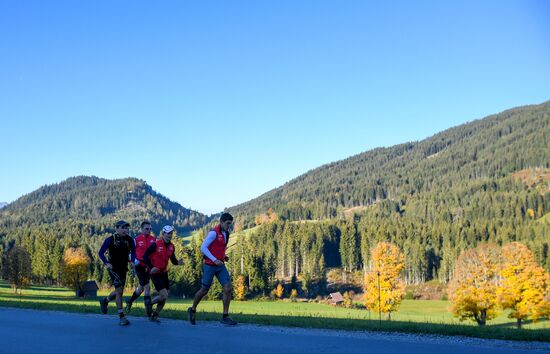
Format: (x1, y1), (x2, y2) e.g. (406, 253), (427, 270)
(119, 316), (130, 326)
(99, 298), (108, 314)
(220, 316), (237, 326)
(149, 311), (160, 323)
(187, 307), (196, 325)
(124, 299), (133, 314)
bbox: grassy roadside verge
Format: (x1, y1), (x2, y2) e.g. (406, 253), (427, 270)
(1, 282), (548, 342)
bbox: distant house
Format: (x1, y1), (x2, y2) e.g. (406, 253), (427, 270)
(327, 292), (344, 305)
(78, 281), (99, 298)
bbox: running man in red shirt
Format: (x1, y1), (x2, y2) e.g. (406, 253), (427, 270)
(188, 213), (237, 325)
(125, 221), (156, 316)
(143, 225), (183, 322)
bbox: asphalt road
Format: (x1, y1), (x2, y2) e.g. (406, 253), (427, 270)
(0, 308), (548, 354)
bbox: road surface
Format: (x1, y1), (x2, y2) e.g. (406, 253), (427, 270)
(0, 308), (548, 354)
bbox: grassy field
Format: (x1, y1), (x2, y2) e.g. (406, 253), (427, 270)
(0, 281), (548, 342)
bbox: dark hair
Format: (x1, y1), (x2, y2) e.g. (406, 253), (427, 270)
(141, 221), (151, 228)
(220, 213), (233, 223)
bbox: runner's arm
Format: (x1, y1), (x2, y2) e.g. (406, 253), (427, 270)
(129, 237), (136, 263)
(170, 252), (179, 265)
(143, 243), (157, 269)
(200, 231), (218, 262)
(98, 238), (111, 264)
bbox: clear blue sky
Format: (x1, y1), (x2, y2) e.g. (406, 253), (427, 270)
(1, 1), (549, 215)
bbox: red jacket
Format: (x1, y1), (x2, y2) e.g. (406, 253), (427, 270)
(204, 224), (228, 266)
(149, 239), (175, 273)
(134, 233), (156, 267)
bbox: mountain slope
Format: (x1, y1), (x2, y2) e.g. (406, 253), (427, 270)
(0, 176), (208, 232)
(229, 100), (550, 225)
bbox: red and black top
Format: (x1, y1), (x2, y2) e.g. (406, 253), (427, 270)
(143, 239), (178, 273)
(134, 233), (156, 267)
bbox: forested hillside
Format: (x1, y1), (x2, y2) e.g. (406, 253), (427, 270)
(0, 176), (207, 230)
(0, 176), (209, 288)
(1, 101), (548, 298)
(221, 101), (549, 296)
(229, 101), (549, 225)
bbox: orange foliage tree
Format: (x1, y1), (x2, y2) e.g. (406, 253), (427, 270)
(255, 208), (278, 226)
(62, 247), (90, 292)
(343, 291), (355, 308)
(363, 242), (405, 319)
(448, 243), (501, 326)
(275, 283), (284, 299)
(234, 274), (247, 300)
(498, 242), (550, 328)
(290, 288), (298, 302)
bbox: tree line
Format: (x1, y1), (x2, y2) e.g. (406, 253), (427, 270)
(1, 173), (548, 298)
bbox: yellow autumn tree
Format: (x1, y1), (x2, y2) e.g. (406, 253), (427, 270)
(363, 242), (405, 320)
(234, 274), (247, 301)
(448, 243), (501, 326)
(498, 242), (550, 328)
(290, 288), (298, 302)
(62, 247), (89, 293)
(275, 283), (284, 299)
(343, 291), (355, 308)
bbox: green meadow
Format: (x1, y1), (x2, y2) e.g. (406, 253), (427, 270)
(1, 281), (548, 342)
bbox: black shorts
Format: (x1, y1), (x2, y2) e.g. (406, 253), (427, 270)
(135, 265), (150, 287)
(151, 272), (170, 292)
(108, 268), (127, 288)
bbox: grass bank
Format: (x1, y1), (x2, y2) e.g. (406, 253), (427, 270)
(0, 282), (548, 342)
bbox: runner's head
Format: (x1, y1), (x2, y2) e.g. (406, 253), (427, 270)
(161, 225), (174, 243)
(115, 220), (130, 236)
(220, 213), (233, 232)
(141, 220), (152, 235)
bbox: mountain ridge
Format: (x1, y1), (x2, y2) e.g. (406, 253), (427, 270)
(0, 176), (209, 232)
(228, 100), (550, 226)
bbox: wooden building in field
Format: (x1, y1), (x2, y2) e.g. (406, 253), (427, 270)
(78, 281), (99, 298)
(327, 292), (344, 305)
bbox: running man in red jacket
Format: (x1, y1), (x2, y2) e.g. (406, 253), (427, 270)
(188, 213), (237, 325)
(143, 225), (183, 322)
(125, 221), (156, 316)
